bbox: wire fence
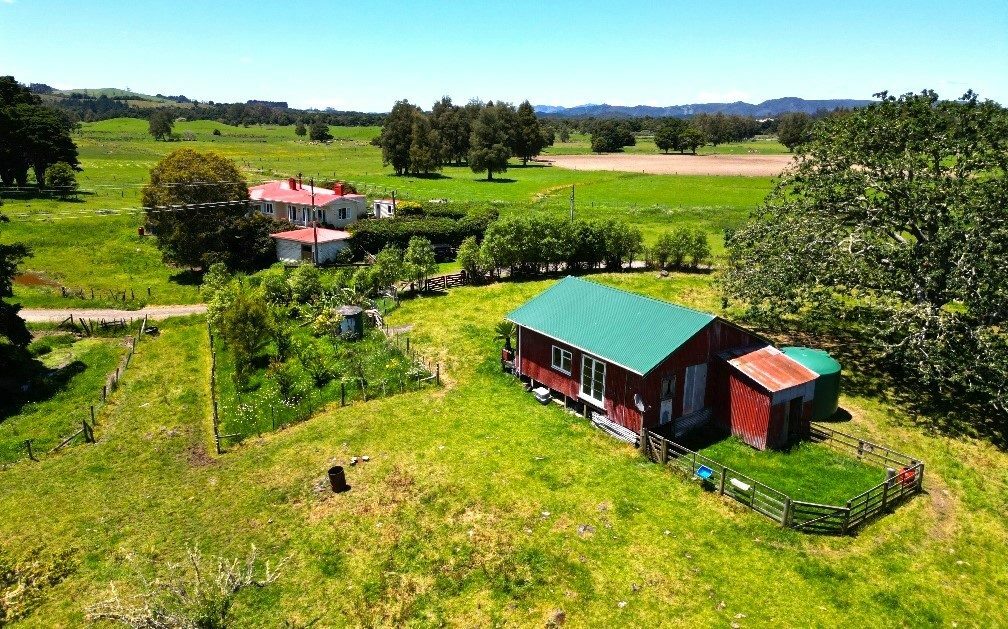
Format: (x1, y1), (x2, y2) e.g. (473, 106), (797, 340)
(1, 315), (148, 467)
(208, 321), (439, 454)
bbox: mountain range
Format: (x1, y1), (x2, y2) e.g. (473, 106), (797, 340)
(533, 97), (874, 118)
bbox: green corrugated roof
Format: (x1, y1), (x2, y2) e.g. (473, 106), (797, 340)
(506, 276), (715, 375)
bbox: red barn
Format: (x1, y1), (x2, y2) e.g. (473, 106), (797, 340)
(507, 276), (816, 450)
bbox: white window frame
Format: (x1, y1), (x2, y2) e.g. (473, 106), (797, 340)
(338, 207), (348, 221)
(288, 206), (296, 222)
(580, 354), (606, 406)
(261, 202), (273, 215)
(551, 345), (572, 375)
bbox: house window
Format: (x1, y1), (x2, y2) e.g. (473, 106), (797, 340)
(261, 202), (273, 215)
(288, 206), (296, 222)
(338, 207), (348, 221)
(551, 346), (572, 375)
(580, 355), (605, 406)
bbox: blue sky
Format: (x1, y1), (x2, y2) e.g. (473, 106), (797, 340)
(2, 0), (1005, 111)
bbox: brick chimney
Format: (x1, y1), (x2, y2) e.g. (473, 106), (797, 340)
(287, 177), (297, 190)
(332, 183), (343, 196)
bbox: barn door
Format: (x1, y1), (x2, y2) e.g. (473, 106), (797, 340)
(682, 363), (707, 415)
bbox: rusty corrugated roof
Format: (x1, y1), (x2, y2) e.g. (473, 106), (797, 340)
(726, 346), (817, 393)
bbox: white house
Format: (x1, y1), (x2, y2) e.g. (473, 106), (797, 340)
(270, 227), (351, 264)
(249, 178), (367, 229)
(373, 198), (396, 219)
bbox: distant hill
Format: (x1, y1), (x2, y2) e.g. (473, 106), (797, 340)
(534, 97), (874, 118)
(51, 87), (181, 103)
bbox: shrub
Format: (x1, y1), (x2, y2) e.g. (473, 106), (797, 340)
(43, 162), (78, 197)
(212, 128), (222, 136)
(260, 267), (290, 305)
(456, 236), (482, 279)
(349, 208), (497, 254)
(287, 264), (322, 304)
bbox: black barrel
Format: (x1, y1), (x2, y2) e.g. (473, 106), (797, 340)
(328, 465), (349, 492)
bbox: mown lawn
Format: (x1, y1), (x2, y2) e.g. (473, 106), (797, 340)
(0, 274), (1004, 627)
(0, 335), (126, 464)
(696, 435), (884, 506)
(2, 118), (773, 308)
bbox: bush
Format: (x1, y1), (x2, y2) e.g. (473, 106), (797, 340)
(650, 228), (709, 270)
(457, 236), (482, 279)
(349, 208), (497, 254)
(287, 264), (322, 303)
(212, 128), (221, 136)
(260, 267), (290, 305)
(43, 162), (78, 197)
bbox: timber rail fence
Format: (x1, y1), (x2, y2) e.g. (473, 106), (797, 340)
(640, 422), (924, 535)
(3, 315), (148, 467)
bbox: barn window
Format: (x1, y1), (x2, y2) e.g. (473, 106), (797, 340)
(580, 355), (605, 405)
(551, 346), (572, 375)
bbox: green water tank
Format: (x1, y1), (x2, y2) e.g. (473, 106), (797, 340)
(782, 346), (841, 420)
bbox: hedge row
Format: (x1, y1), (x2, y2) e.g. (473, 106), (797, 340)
(349, 209), (498, 254)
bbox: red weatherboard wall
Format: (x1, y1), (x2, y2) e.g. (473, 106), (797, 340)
(518, 319), (765, 434)
(518, 327), (646, 432)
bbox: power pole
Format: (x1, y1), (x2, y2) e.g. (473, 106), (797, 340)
(310, 178), (318, 264)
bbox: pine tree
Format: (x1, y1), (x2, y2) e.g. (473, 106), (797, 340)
(513, 101), (547, 166)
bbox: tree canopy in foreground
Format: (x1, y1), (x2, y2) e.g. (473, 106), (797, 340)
(724, 90), (1008, 442)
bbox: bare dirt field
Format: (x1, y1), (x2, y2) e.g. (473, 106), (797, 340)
(538, 153), (794, 176)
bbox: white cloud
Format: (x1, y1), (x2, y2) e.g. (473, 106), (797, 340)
(2, 0), (16, 5)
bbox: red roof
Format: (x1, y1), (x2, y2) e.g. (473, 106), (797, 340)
(250, 180), (364, 206)
(725, 346), (817, 393)
(270, 227), (351, 244)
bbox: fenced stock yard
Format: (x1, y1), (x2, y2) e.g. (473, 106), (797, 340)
(640, 423), (925, 534)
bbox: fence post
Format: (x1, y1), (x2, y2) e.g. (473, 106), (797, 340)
(660, 437), (668, 464)
(882, 468), (895, 511)
(842, 500), (852, 534)
(639, 427), (648, 456)
(90, 404), (95, 426)
(719, 466), (727, 495)
(781, 497), (792, 527)
(436, 363), (440, 385)
(212, 398), (221, 455)
(341, 382), (346, 406)
(916, 462), (925, 492)
(102, 385), (107, 400)
(25, 439), (36, 462)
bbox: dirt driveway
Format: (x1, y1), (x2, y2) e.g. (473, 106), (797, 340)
(19, 304), (207, 323)
(538, 153), (794, 177)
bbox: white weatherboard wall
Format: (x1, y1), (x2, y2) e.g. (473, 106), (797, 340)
(274, 238), (348, 263)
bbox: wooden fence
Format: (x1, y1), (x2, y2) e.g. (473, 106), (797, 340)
(8, 315), (148, 466)
(641, 428), (924, 534)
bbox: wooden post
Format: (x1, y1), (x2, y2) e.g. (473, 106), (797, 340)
(719, 466), (727, 495)
(341, 382), (346, 406)
(25, 439), (36, 462)
(882, 468), (895, 511)
(90, 405), (95, 426)
(102, 385), (107, 400)
(781, 497), (792, 527)
(660, 437), (668, 464)
(639, 426), (648, 457)
(916, 462), (925, 492)
(91, 287), (94, 299)
(842, 500), (852, 534)
(406, 336), (410, 353)
(212, 398), (221, 455)
(147, 286), (151, 297)
(436, 363), (440, 385)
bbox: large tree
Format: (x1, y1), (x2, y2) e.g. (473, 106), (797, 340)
(468, 102), (513, 180)
(724, 90), (1008, 441)
(654, 118), (688, 154)
(379, 100), (418, 175)
(0, 209), (31, 364)
(776, 112), (813, 152)
(0, 76), (80, 186)
(590, 120), (635, 153)
(142, 148), (273, 270)
(513, 100), (547, 166)
(148, 109), (174, 141)
(431, 96), (471, 166)
(407, 111), (441, 175)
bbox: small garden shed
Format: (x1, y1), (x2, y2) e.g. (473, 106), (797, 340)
(270, 227), (350, 264)
(714, 346), (817, 450)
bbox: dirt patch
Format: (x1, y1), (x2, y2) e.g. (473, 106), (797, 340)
(14, 272), (61, 288)
(187, 442), (216, 467)
(538, 153), (794, 177)
(19, 304), (208, 322)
